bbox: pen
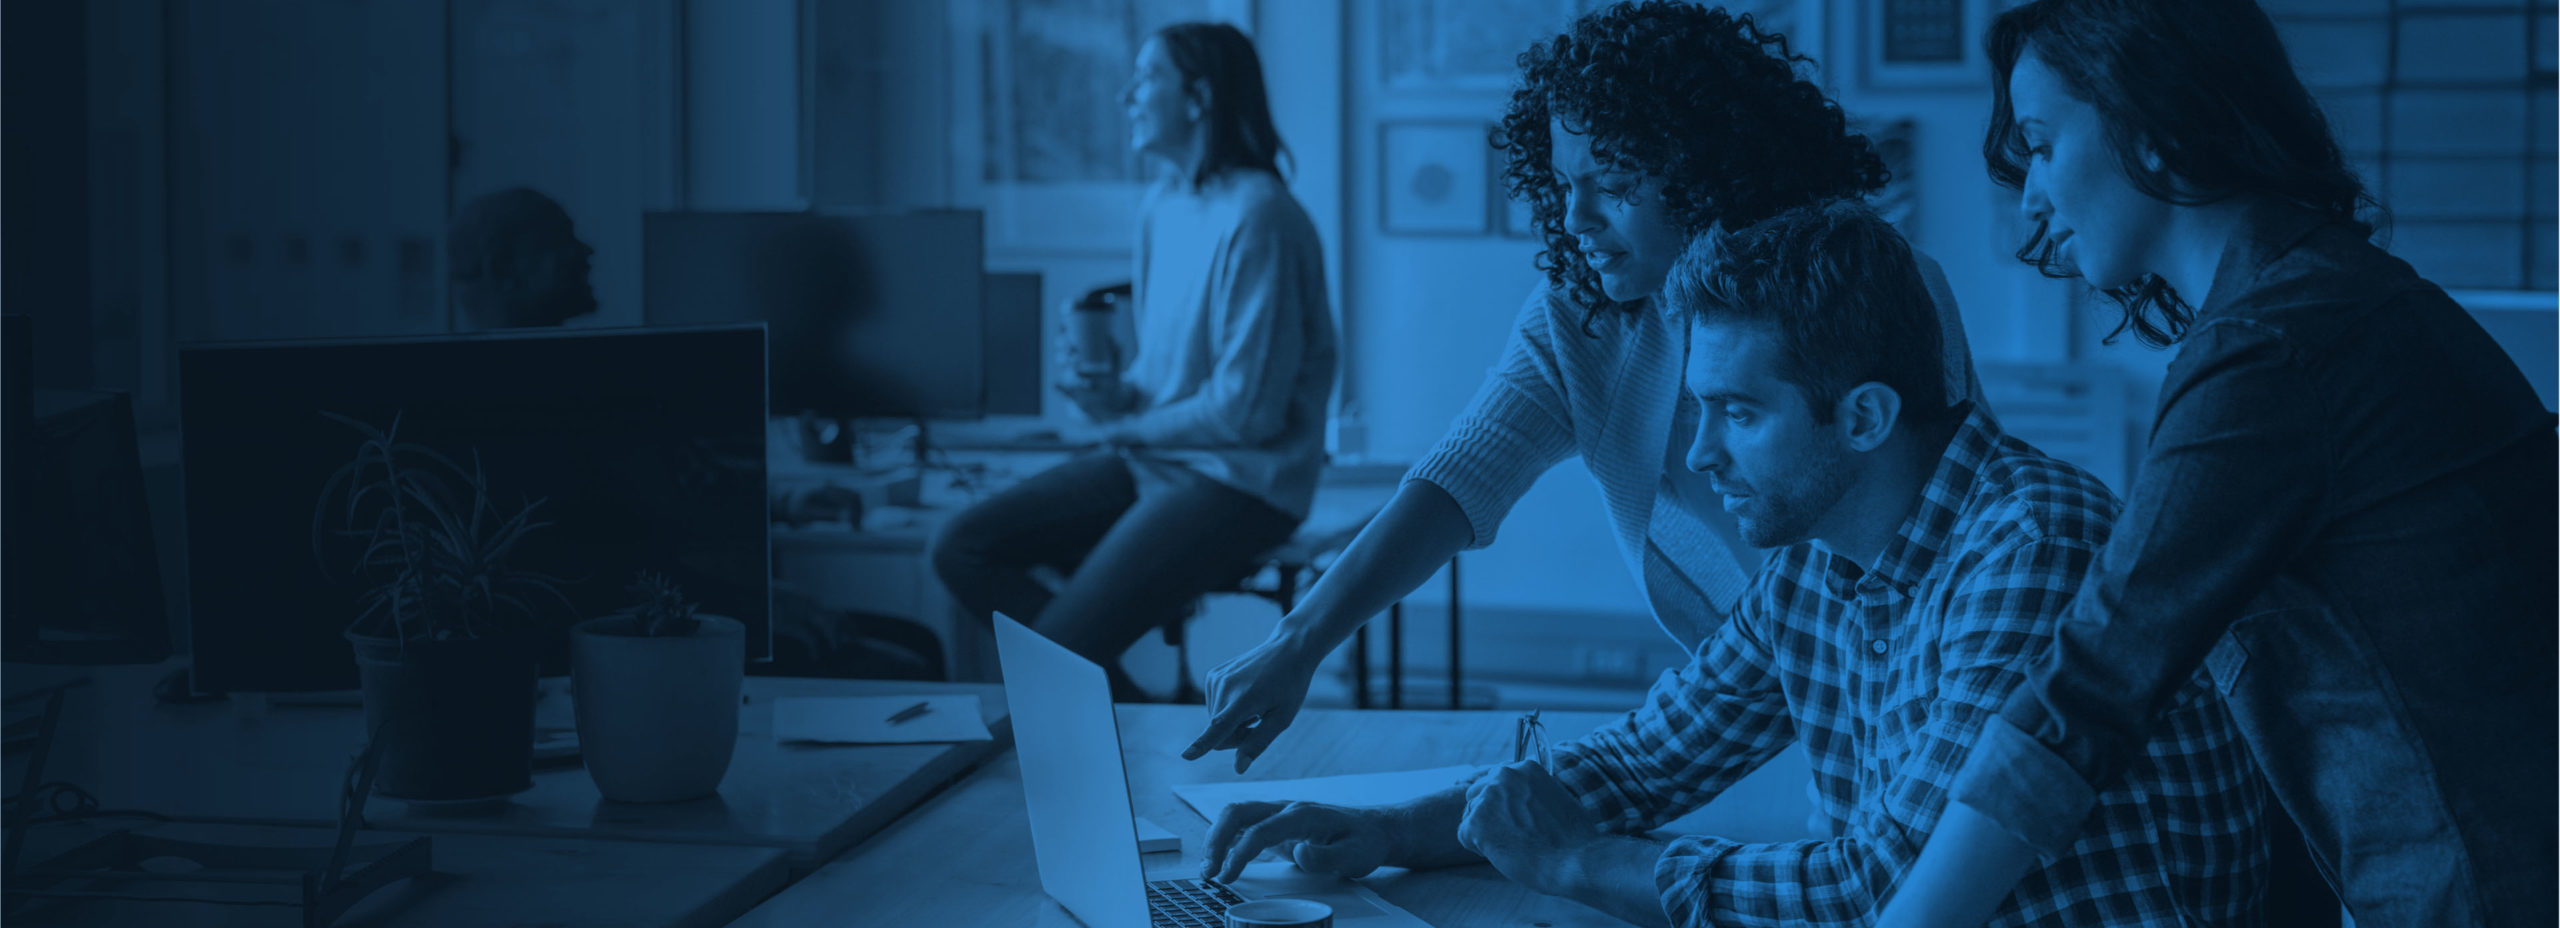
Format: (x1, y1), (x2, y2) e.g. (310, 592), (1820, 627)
(1461, 709), (1552, 788)
(885, 700), (932, 726)
(1515, 709), (1549, 769)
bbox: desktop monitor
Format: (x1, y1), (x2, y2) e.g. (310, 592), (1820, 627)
(983, 271), (1043, 417)
(642, 210), (985, 421)
(177, 324), (770, 693)
(2, 314), (174, 665)
(2, 315), (23, 658)
(8, 390), (175, 665)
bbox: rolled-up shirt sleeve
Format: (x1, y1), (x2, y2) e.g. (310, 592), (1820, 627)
(1953, 319), (2329, 855)
(1548, 584), (1799, 925)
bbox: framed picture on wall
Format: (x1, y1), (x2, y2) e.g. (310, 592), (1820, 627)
(1379, 0), (1811, 92)
(948, 0), (1254, 255)
(1860, 0), (2010, 88)
(1854, 116), (1919, 229)
(1380, 121), (1492, 236)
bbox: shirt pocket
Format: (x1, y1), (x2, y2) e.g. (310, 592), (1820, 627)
(2204, 577), (2329, 698)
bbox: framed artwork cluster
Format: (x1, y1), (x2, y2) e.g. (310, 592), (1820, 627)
(1860, 0), (2018, 88)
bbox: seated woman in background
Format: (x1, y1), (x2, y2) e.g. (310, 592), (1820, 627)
(1879, 1), (2556, 925)
(928, 21), (1336, 703)
(1187, 0), (1989, 770)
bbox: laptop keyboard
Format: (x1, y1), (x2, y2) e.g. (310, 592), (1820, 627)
(1147, 878), (1246, 928)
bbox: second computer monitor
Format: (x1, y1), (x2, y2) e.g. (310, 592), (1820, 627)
(642, 210), (985, 421)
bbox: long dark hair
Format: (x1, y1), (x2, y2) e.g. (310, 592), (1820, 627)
(1496, 0), (1888, 335)
(1984, 0), (2382, 348)
(1153, 22), (1289, 188)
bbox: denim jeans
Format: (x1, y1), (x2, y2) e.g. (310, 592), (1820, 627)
(928, 452), (1300, 701)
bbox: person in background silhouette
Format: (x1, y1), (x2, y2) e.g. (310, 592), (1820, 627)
(448, 187), (598, 330)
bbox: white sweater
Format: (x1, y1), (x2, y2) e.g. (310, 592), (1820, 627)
(1115, 170), (1338, 520)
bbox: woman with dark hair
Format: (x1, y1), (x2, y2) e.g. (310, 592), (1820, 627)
(1186, 0), (1988, 768)
(929, 21), (1336, 702)
(1879, 1), (2556, 925)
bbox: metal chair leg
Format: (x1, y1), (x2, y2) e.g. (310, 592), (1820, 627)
(1352, 623), (1370, 709)
(1447, 557), (1461, 710)
(1388, 601), (1404, 710)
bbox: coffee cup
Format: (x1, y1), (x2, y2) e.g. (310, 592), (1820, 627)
(1068, 294), (1121, 381)
(1225, 898), (1332, 928)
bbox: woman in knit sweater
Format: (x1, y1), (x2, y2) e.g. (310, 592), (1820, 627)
(929, 22), (1336, 702)
(1187, 1), (1987, 770)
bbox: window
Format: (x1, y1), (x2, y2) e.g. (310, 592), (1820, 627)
(2271, 0), (2557, 291)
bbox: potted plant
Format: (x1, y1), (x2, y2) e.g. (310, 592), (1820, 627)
(570, 571), (744, 803)
(313, 412), (572, 805)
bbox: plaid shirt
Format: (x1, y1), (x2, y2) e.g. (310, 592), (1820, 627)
(1549, 406), (2266, 927)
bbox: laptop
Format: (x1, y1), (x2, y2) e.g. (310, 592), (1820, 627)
(992, 613), (1436, 928)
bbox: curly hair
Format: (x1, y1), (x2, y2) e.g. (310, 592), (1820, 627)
(1984, 0), (2382, 348)
(1495, 1), (1889, 335)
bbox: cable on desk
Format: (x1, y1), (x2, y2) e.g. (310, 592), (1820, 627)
(3, 781), (173, 827)
(6, 888), (306, 908)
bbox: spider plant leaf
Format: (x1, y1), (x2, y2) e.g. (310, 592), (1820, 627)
(492, 591), (539, 622)
(318, 409), (389, 442)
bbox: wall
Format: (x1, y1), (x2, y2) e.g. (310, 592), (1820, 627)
(166, 0), (449, 345)
(450, 0), (682, 331)
(1338, 3), (1648, 617)
(683, 0), (804, 211)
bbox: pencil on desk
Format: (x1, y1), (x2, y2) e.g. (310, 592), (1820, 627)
(885, 700), (932, 725)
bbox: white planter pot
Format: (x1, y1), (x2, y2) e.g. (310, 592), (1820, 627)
(569, 614), (744, 803)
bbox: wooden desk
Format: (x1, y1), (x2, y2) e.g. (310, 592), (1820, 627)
(6, 821), (787, 928)
(730, 705), (1820, 927)
(9, 668), (1012, 867)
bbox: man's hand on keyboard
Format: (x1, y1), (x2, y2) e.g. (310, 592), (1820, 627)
(1201, 800), (1392, 884)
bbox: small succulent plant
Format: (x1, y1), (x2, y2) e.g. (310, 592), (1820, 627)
(623, 570), (702, 637)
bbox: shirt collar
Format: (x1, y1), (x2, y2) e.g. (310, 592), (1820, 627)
(2196, 199), (2335, 324)
(1819, 402), (1999, 602)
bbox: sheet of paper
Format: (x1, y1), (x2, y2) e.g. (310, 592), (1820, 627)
(1172, 766), (1486, 823)
(1135, 816), (1180, 854)
(1177, 749), (1828, 847)
(771, 695), (993, 744)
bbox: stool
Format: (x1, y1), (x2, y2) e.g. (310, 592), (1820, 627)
(1169, 507), (1464, 710)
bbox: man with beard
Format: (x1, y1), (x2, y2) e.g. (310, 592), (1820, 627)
(1196, 199), (2264, 926)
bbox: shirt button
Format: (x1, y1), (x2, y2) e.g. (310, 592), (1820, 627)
(1869, 639), (1888, 656)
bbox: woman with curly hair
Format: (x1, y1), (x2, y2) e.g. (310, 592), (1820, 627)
(1186, 0), (1986, 768)
(1878, 0), (2555, 925)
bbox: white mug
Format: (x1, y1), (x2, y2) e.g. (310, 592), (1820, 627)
(1224, 897), (1332, 928)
